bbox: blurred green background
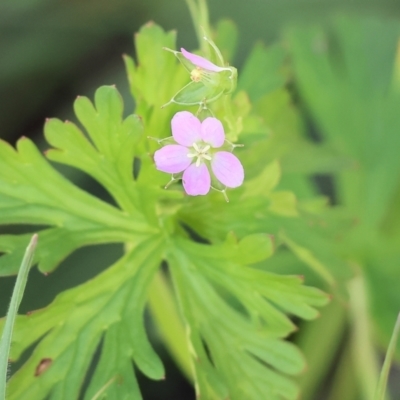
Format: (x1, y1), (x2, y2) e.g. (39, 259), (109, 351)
(1, 0), (400, 399)
(2, 0), (400, 146)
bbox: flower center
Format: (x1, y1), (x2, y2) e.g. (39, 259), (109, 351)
(190, 67), (202, 82)
(187, 142), (212, 167)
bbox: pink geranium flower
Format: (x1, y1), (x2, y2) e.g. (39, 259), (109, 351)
(154, 111), (244, 196)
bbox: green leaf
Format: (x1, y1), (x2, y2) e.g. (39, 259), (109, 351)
(374, 313), (400, 400)
(214, 19), (239, 63)
(84, 324), (142, 400)
(0, 235), (37, 400)
(279, 233), (335, 287)
(236, 233), (274, 265)
(242, 159), (281, 199)
(239, 88), (305, 180)
(3, 236), (165, 400)
(168, 237), (329, 400)
(237, 42), (288, 102)
(123, 22), (187, 151)
(286, 17), (400, 227)
(296, 300), (347, 399)
(125, 22), (181, 107)
(0, 87), (160, 276)
(281, 141), (356, 175)
(46, 85), (144, 215)
(268, 191), (298, 217)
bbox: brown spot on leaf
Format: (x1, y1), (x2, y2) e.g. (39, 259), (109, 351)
(34, 358), (52, 376)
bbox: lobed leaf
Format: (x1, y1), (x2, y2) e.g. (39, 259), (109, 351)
(0, 128), (155, 275)
(167, 237), (329, 400)
(4, 236), (165, 400)
(45, 85), (145, 215)
(286, 17), (400, 227)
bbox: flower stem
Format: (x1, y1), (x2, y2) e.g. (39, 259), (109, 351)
(147, 270), (193, 381)
(348, 272), (381, 400)
(185, 0), (211, 57)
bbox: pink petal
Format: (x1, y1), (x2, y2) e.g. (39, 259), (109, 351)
(154, 144), (192, 174)
(181, 48), (225, 72)
(201, 117), (225, 148)
(171, 111), (202, 146)
(211, 151), (244, 188)
(182, 163), (211, 195)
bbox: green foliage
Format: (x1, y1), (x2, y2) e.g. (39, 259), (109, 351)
(286, 17), (400, 226)
(269, 15), (400, 399)
(0, 88), (157, 277)
(7, 238), (164, 400)
(0, 21), (331, 400)
(6, 7), (400, 400)
(286, 16), (400, 360)
(168, 237), (326, 400)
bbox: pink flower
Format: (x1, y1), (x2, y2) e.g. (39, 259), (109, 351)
(180, 48), (224, 72)
(162, 45), (237, 107)
(154, 111), (244, 196)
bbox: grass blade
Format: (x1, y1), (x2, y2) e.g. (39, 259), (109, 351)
(374, 312), (400, 400)
(0, 234), (38, 400)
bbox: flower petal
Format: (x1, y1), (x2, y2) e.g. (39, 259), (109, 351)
(182, 163), (211, 195)
(201, 117), (225, 148)
(181, 48), (225, 72)
(154, 145), (192, 174)
(211, 151), (244, 188)
(171, 111), (202, 146)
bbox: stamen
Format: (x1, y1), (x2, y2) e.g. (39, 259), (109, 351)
(188, 142), (214, 167)
(190, 67), (202, 82)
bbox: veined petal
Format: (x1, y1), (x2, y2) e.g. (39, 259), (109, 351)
(181, 48), (225, 72)
(182, 163), (211, 195)
(154, 145), (192, 174)
(171, 111), (202, 146)
(201, 117), (225, 148)
(211, 151), (244, 188)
